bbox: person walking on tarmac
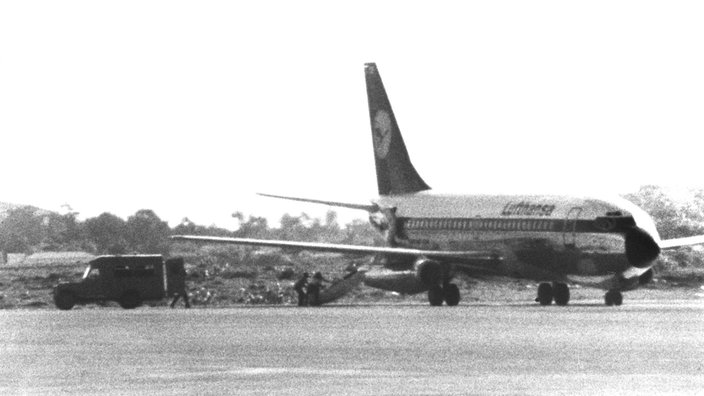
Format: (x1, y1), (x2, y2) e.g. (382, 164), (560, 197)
(307, 272), (329, 306)
(294, 272), (309, 306)
(170, 289), (191, 308)
(167, 258), (191, 308)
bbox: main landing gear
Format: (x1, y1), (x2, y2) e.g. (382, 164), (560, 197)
(536, 283), (624, 306)
(535, 282), (570, 306)
(428, 282), (460, 306)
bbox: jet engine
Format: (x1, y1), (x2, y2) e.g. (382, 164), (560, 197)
(625, 227), (661, 268)
(414, 258), (442, 286)
(363, 269), (427, 294)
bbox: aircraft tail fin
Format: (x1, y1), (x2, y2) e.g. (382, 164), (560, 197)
(365, 63), (430, 196)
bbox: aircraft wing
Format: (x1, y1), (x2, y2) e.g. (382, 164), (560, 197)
(171, 235), (500, 263)
(659, 235), (704, 249)
(257, 193), (378, 212)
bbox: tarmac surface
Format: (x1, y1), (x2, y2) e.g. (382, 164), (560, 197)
(1, 301), (703, 395)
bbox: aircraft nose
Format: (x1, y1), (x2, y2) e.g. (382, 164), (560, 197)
(625, 227), (661, 268)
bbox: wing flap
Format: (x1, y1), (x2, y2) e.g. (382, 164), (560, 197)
(171, 235), (500, 262)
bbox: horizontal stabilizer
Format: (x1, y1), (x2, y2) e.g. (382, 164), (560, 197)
(171, 235), (500, 263)
(257, 193), (378, 212)
(659, 235), (704, 249)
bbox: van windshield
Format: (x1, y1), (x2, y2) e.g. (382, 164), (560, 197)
(82, 265), (99, 280)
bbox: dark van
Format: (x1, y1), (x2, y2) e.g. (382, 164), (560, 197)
(53, 255), (187, 310)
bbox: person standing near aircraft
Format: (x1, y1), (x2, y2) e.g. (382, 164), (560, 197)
(307, 272), (329, 306)
(170, 290), (191, 308)
(294, 272), (309, 306)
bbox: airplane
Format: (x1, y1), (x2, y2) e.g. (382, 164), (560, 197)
(173, 62), (704, 307)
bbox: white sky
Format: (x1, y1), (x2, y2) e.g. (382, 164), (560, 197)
(2, 1), (704, 229)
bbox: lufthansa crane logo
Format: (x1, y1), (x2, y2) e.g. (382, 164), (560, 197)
(373, 110), (392, 159)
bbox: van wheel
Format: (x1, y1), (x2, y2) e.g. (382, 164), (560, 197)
(443, 284), (460, 306)
(119, 291), (142, 309)
(428, 285), (444, 306)
(54, 291), (75, 310)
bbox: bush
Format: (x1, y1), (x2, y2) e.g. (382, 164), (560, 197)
(657, 248), (704, 271)
(220, 268), (258, 279)
(277, 267), (295, 280)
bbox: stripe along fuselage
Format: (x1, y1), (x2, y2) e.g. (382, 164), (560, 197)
(374, 192), (660, 290)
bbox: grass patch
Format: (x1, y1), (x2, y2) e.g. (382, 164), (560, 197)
(1, 245), (703, 309)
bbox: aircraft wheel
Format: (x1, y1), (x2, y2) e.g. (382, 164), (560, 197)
(614, 291), (623, 306)
(428, 285), (444, 306)
(553, 282), (570, 306)
(537, 282), (553, 306)
(54, 291), (75, 310)
(443, 284), (460, 306)
(604, 290), (623, 306)
(119, 290), (142, 309)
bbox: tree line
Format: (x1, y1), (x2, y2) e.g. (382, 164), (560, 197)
(0, 205), (382, 256)
(1, 185), (704, 258)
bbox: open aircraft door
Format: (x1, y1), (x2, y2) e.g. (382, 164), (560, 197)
(563, 207), (582, 247)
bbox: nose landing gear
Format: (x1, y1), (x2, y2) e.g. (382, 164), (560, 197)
(604, 290), (623, 306)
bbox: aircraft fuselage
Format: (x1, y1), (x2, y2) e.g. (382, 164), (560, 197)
(367, 191), (659, 291)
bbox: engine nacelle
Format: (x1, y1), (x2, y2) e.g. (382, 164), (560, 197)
(363, 269), (427, 294)
(625, 227), (661, 268)
(414, 258), (442, 286)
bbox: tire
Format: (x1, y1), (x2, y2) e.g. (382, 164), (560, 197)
(119, 290), (142, 309)
(54, 291), (75, 310)
(604, 290), (623, 306)
(553, 283), (570, 306)
(537, 283), (553, 306)
(443, 284), (460, 306)
(428, 285), (444, 306)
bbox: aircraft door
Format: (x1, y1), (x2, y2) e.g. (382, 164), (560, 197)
(563, 207), (583, 247)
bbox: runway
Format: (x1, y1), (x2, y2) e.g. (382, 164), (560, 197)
(1, 301), (703, 395)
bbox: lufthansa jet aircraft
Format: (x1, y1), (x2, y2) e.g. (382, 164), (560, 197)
(173, 63), (704, 306)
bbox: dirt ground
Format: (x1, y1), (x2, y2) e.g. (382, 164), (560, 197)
(1, 261), (703, 310)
